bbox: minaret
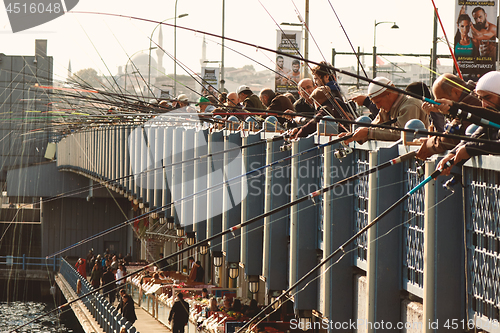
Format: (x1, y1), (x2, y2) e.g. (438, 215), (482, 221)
(200, 34), (207, 66)
(156, 25), (164, 74)
(67, 59), (72, 80)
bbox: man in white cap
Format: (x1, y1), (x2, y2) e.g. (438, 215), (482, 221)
(433, 71), (500, 175)
(341, 77), (429, 144)
(236, 85), (265, 111)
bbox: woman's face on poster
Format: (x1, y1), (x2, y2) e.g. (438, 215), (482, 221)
(458, 18), (470, 37)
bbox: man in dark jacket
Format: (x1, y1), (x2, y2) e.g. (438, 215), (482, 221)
(237, 85), (265, 111)
(101, 267), (116, 304)
(168, 292), (190, 333)
(119, 291), (137, 324)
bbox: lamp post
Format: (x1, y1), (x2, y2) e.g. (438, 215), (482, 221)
(373, 20), (399, 78)
(148, 13), (188, 98)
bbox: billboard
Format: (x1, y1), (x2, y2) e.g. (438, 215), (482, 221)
(201, 67), (219, 96)
(454, 1), (498, 81)
(275, 29), (303, 97)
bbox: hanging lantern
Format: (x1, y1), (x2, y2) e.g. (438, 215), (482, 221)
(212, 251), (223, 267)
(186, 232), (196, 246)
(248, 275), (259, 293)
(228, 262), (239, 279)
(199, 242), (209, 255)
(176, 225), (185, 237)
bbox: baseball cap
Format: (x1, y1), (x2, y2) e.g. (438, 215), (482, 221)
(177, 94), (188, 102)
(236, 85), (251, 94)
(476, 71), (500, 96)
(196, 96), (210, 106)
(367, 77), (392, 98)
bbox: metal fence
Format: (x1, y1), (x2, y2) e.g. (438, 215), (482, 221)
(55, 120), (500, 331)
(59, 258), (138, 333)
(0, 255), (59, 271)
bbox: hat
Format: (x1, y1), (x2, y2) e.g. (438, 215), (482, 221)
(196, 96), (210, 106)
(367, 77), (392, 98)
(177, 94), (188, 102)
(476, 71), (500, 96)
(236, 85), (251, 94)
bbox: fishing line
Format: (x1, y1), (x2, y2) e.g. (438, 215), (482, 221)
(235, 157), (456, 333)
(12, 146), (417, 332)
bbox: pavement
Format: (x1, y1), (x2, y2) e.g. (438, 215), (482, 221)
(132, 302), (171, 333)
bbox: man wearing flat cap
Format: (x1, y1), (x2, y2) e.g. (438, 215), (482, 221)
(341, 77), (429, 144)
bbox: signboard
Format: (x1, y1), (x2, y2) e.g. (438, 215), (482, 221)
(275, 29), (303, 97)
(454, 0), (498, 81)
(201, 67), (219, 96)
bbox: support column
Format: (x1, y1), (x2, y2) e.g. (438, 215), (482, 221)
(366, 146), (402, 332)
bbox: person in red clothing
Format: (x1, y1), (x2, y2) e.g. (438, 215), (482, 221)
(75, 258), (87, 277)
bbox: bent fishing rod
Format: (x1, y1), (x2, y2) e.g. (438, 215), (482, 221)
(47, 133), (354, 258)
(11, 146), (414, 333)
(71, 11), (451, 107)
(235, 157), (455, 333)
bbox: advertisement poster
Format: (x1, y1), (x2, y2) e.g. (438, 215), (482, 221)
(455, 0), (498, 81)
(201, 67), (219, 96)
(275, 30), (303, 97)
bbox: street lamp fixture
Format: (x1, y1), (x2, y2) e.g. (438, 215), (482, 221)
(176, 225), (185, 237)
(373, 20), (399, 78)
(186, 231), (196, 246)
(248, 275), (259, 293)
(212, 251), (223, 267)
(199, 242), (209, 255)
(228, 262), (239, 279)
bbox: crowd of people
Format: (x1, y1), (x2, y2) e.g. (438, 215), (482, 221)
(75, 249), (137, 325)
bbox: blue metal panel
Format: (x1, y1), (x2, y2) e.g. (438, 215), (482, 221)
(181, 129), (195, 228)
(193, 130), (208, 241)
(323, 143), (355, 324)
(241, 134), (265, 276)
(162, 127), (173, 218)
(262, 139), (290, 291)
(290, 136), (319, 313)
(170, 127), (184, 224)
(207, 131), (224, 252)
(153, 125), (165, 210)
(222, 132), (242, 264)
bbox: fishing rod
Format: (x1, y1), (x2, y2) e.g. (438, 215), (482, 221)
(235, 156), (455, 333)
(47, 133), (354, 258)
(430, 0), (463, 80)
(322, 0), (369, 78)
(12, 145), (413, 333)
(70, 11), (453, 109)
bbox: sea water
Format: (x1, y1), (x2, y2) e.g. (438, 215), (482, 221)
(0, 301), (84, 333)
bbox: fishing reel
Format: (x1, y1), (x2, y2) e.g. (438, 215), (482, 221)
(333, 142), (353, 160)
(280, 143), (292, 152)
(442, 173), (463, 194)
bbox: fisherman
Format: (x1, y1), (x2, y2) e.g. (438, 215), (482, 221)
(259, 88), (294, 126)
(290, 86), (351, 138)
(293, 78), (317, 117)
(236, 85), (265, 111)
(340, 77), (429, 144)
(226, 92), (241, 108)
(311, 61), (342, 99)
(416, 73), (480, 160)
(432, 71), (500, 175)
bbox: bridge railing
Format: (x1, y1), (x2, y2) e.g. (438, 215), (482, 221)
(55, 120), (500, 332)
(0, 255), (59, 271)
(59, 258), (138, 333)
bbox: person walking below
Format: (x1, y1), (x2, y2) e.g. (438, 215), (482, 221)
(120, 291), (137, 325)
(168, 292), (190, 333)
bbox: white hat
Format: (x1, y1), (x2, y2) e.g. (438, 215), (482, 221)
(476, 71), (500, 96)
(367, 77), (392, 98)
(236, 85), (251, 94)
(177, 94), (188, 102)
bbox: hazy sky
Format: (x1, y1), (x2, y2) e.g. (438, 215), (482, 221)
(0, 0), (458, 82)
